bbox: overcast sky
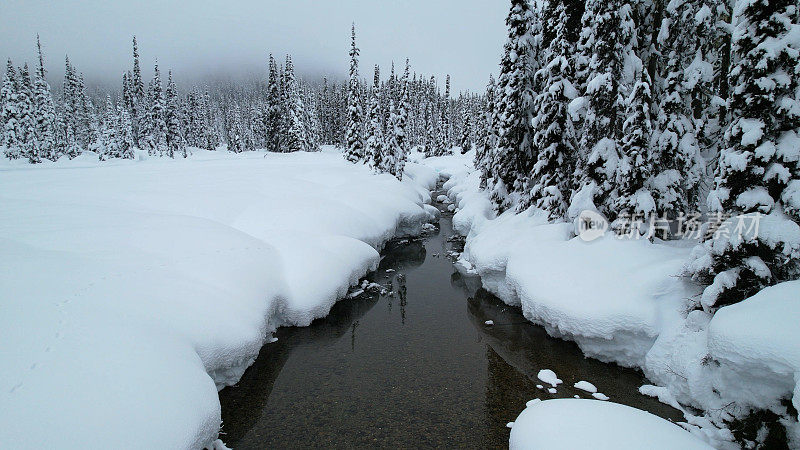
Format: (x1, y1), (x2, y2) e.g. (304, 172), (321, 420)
(0, 0), (508, 93)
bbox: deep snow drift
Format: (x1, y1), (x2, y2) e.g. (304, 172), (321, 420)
(0, 148), (436, 449)
(424, 151), (800, 448)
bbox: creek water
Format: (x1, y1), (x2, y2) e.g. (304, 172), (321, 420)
(218, 193), (681, 449)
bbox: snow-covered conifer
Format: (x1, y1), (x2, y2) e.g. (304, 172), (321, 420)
(145, 62), (167, 155)
(491, 0), (539, 209)
(165, 71), (186, 158)
(573, 0), (637, 218)
(344, 24), (365, 163)
(526, 0), (579, 219)
(33, 36), (59, 161)
(365, 65), (384, 170)
(1, 60), (21, 158)
(686, 0), (800, 309)
(614, 68), (656, 228)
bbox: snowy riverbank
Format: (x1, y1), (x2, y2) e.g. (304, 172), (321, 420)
(423, 151), (800, 449)
(0, 148), (437, 448)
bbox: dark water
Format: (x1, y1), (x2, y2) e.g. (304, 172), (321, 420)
(218, 194), (681, 449)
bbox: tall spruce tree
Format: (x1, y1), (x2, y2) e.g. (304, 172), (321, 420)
(1, 60), (21, 158)
(615, 67), (656, 229)
(686, 0), (800, 309)
(573, 0), (637, 218)
(476, 74), (498, 184)
(344, 24), (365, 163)
(266, 54), (282, 152)
(283, 55), (310, 152)
(165, 71), (185, 158)
(98, 95), (120, 160)
(131, 36), (145, 146)
(652, 0), (704, 219)
(145, 62), (167, 155)
(32, 36), (58, 161)
(492, 0), (539, 209)
(365, 65), (384, 170)
(527, 0), (580, 219)
(17, 64), (39, 163)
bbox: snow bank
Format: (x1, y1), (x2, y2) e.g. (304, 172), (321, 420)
(708, 281), (800, 415)
(509, 399), (712, 450)
(433, 153), (698, 368)
(0, 149), (435, 448)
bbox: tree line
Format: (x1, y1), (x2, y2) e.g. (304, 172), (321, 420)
(1, 31), (483, 179)
(342, 24), (485, 179)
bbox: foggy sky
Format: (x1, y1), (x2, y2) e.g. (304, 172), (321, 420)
(0, 0), (508, 93)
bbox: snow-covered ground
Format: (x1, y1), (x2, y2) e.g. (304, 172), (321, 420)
(0, 147), (437, 448)
(424, 151), (800, 448)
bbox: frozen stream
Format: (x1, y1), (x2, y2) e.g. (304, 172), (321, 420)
(218, 192), (681, 448)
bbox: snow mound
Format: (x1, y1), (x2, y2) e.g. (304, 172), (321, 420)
(537, 369), (563, 387)
(707, 280), (800, 414)
(574, 381), (598, 393)
(509, 399), (712, 450)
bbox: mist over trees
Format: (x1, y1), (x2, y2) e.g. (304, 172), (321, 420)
(1, 29), (485, 183)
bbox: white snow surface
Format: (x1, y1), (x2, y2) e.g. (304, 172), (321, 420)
(0, 148), (435, 449)
(509, 399), (712, 450)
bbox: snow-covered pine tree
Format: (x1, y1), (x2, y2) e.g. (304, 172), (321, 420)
(443, 74), (452, 148)
(183, 89), (203, 148)
(652, 0), (704, 220)
(1, 60), (21, 158)
(62, 56), (81, 153)
(344, 24), (365, 163)
(98, 95), (120, 160)
(17, 64), (39, 163)
(303, 87), (322, 150)
(145, 62), (167, 156)
(476, 74), (498, 185)
(572, 0), (636, 219)
(122, 71), (133, 113)
(685, 0), (800, 309)
(131, 36), (145, 146)
(33, 36), (59, 161)
(459, 107), (472, 153)
(435, 112), (448, 157)
(201, 90), (219, 150)
(266, 54), (282, 152)
(526, 0), (580, 219)
(228, 103), (245, 153)
(75, 73), (95, 151)
(423, 100), (437, 157)
(491, 0), (539, 210)
(391, 59), (411, 179)
(614, 67), (656, 230)
(116, 104), (135, 159)
(165, 71), (186, 158)
(381, 99), (400, 175)
(283, 55), (310, 152)
(365, 65), (384, 170)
